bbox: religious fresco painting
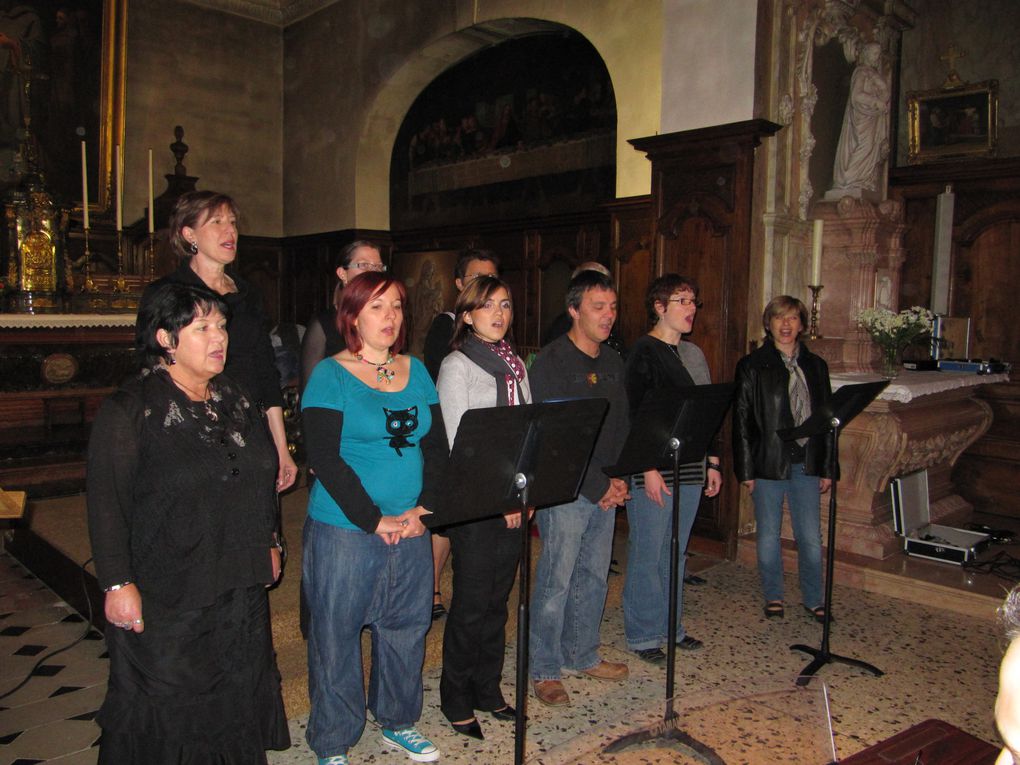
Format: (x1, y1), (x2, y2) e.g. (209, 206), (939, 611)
(908, 80), (999, 164)
(390, 31), (616, 230)
(390, 249), (460, 359)
(0, 0), (119, 207)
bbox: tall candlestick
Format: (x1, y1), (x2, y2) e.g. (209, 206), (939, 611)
(80, 141), (89, 229)
(148, 148), (155, 234)
(115, 144), (123, 231)
(811, 219), (824, 285)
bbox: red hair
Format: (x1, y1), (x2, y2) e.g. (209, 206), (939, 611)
(337, 272), (408, 354)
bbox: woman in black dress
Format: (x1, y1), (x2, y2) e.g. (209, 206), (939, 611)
(87, 282), (289, 764)
(141, 190), (298, 493)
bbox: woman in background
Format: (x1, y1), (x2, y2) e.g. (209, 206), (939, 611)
(299, 240), (385, 391)
(302, 271), (446, 765)
(733, 295), (834, 621)
(622, 274), (720, 664)
(88, 282), (288, 764)
(142, 190), (297, 493)
(436, 276), (530, 740)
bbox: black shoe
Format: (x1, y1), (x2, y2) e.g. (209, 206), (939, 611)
(676, 636), (704, 651)
(451, 719), (484, 740)
(635, 647), (666, 664)
(683, 574), (707, 585)
(432, 592), (447, 621)
(804, 605), (831, 624)
(490, 706), (516, 722)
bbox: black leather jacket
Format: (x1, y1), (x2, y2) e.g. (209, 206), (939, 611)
(732, 339), (835, 481)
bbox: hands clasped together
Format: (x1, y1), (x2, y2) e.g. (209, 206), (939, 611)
(375, 506), (432, 545)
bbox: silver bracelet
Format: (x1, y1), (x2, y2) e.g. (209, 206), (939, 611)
(104, 581), (132, 592)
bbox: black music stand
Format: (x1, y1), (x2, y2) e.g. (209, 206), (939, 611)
(430, 398), (607, 765)
(778, 380), (889, 685)
(602, 383), (733, 765)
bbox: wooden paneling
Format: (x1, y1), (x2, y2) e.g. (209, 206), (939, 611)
(890, 159), (1020, 518)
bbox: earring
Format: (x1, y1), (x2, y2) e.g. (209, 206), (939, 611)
(187, 240), (198, 255)
(166, 350), (176, 365)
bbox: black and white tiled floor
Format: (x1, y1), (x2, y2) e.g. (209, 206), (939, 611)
(0, 552), (105, 765)
(1, 546), (1007, 764)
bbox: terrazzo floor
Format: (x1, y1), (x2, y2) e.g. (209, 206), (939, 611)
(0, 539), (1008, 764)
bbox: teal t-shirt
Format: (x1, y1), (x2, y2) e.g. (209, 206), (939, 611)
(302, 356), (438, 529)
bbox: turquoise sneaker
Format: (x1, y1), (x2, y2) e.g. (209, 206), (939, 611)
(317, 755), (349, 765)
(380, 727), (440, 762)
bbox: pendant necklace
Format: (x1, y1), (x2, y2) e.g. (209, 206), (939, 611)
(170, 374), (219, 421)
(356, 351), (396, 384)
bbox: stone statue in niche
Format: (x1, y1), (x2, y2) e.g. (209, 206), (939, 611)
(828, 42), (891, 199)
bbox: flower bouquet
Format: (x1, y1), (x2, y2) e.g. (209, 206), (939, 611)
(856, 306), (935, 378)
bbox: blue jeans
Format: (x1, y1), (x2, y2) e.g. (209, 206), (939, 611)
(752, 464), (824, 609)
(529, 495), (615, 681)
(303, 517), (432, 757)
(623, 477), (702, 650)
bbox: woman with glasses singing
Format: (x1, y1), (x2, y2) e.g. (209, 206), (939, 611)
(622, 274), (721, 664)
(435, 275), (530, 740)
(300, 241), (386, 391)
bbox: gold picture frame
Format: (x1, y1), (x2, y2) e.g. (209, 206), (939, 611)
(907, 80), (998, 164)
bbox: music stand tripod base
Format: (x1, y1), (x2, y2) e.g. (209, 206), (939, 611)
(791, 643), (885, 686)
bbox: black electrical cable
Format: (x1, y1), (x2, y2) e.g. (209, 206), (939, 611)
(963, 550), (1020, 582)
(0, 557), (98, 701)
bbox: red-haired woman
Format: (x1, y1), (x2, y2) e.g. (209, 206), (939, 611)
(301, 272), (447, 765)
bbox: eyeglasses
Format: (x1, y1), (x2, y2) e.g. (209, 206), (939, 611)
(668, 297), (702, 308)
(350, 262), (386, 272)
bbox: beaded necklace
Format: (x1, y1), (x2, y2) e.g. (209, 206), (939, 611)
(356, 351), (396, 384)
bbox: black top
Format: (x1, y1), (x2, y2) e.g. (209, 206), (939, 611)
(87, 368), (278, 610)
(733, 339), (835, 481)
(424, 312), (455, 382)
(528, 333), (629, 503)
(300, 307), (346, 392)
(624, 334), (717, 471)
(141, 261), (284, 410)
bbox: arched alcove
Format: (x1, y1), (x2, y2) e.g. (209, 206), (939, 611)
(389, 30), (616, 231)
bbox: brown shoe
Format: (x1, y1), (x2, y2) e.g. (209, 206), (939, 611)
(532, 679), (570, 706)
(580, 660), (629, 681)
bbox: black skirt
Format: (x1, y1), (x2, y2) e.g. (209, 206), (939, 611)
(98, 585), (290, 764)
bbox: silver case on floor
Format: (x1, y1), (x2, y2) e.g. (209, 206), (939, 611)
(890, 470), (990, 565)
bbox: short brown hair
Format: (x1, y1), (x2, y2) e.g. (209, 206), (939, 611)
(646, 273), (699, 325)
(762, 295), (809, 338)
(169, 191), (240, 259)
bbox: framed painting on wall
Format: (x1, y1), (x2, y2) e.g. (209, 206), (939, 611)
(391, 249), (459, 359)
(0, 1), (126, 213)
(907, 80), (998, 164)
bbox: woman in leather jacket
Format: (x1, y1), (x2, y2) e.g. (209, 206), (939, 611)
(733, 295), (834, 621)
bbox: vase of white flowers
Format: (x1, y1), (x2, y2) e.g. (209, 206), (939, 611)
(856, 306), (935, 378)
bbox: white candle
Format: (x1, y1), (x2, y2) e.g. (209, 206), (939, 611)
(115, 145), (122, 231)
(80, 141), (89, 230)
(148, 149), (155, 234)
(811, 219), (824, 285)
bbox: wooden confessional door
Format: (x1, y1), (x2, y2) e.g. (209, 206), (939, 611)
(951, 204), (1020, 518)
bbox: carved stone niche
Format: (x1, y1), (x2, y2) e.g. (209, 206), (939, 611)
(822, 383), (993, 560)
(809, 195), (907, 373)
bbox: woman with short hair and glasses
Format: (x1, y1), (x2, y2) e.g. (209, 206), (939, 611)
(622, 274), (721, 664)
(733, 295), (834, 622)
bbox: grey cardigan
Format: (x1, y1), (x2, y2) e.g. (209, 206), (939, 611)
(436, 349), (533, 450)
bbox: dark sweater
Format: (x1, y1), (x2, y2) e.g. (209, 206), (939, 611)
(528, 333), (629, 503)
(87, 369), (277, 610)
(142, 261), (283, 410)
